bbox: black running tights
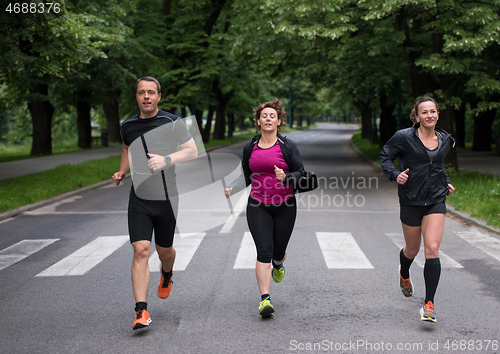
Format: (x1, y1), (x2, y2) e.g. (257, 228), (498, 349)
(246, 196), (297, 264)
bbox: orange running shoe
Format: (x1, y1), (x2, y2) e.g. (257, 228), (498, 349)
(132, 309), (151, 330)
(420, 301), (436, 323)
(157, 265), (173, 299)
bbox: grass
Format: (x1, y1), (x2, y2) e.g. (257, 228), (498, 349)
(0, 156), (121, 213)
(351, 130), (382, 165)
(0, 137), (110, 163)
(0, 125), (316, 213)
(351, 130), (500, 229)
(445, 170), (500, 228)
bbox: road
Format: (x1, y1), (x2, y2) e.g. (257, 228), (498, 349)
(1, 123), (499, 354)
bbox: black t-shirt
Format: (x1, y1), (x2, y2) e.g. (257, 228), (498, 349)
(121, 110), (192, 200)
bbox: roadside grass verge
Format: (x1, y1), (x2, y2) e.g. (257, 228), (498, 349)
(0, 156), (120, 213)
(352, 130), (500, 228)
(0, 137), (111, 163)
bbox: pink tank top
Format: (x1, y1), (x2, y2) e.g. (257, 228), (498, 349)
(249, 142), (294, 204)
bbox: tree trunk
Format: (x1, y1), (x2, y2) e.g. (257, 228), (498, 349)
(213, 103), (226, 140)
(28, 83), (54, 156)
(361, 101), (372, 140)
(77, 90), (92, 149)
(238, 115), (245, 131)
(102, 90), (122, 144)
(378, 94), (397, 146)
(454, 103), (466, 149)
(227, 112), (234, 138)
(472, 108), (496, 151)
(202, 105), (215, 143)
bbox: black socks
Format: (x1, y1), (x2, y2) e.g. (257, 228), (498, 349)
(162, 266), (173, 278)
(135, 302), (147, 311)
(424, 257), (441, 303)
(261, 294), (270, 301)
(399, 248), (414, 279)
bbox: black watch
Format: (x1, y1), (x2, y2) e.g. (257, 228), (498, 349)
(164, 155), (171, 166)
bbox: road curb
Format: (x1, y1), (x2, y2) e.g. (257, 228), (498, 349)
(0, 178), (127, 222)
(349, 138), (500, 236)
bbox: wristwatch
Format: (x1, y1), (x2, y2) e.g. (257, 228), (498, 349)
(164, 155), (171, 167)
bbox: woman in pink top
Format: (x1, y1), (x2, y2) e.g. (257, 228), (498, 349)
(225, 99), (306, 317)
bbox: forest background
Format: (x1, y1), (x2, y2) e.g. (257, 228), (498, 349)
(1, 0), (499, 172)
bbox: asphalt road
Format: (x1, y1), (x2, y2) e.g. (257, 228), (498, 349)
(1, 123), (500, 354)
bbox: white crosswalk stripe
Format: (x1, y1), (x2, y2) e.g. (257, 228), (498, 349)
(3, 229), (499, 276)
(455, 230), (500, 262)
(36, 236), (129, 277)
(233, 232), (256, 269)
(0, 239), (59, 271)
(385, 233), (463, 268)
(149, 233), (206, 271)
(316, 232), (374, 269)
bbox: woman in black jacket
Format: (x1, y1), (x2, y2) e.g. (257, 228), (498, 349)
(225, 98), (305, 318)
(380, 96), (455, 323)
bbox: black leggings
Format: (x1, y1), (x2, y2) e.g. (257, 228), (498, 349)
(246, 195), (297, 263)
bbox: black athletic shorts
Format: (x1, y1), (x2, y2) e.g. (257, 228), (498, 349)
(128, 188), (178, 248)
(400, 202), (446, 227)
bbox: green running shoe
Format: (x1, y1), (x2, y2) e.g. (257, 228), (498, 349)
(259, 297), (274, 317)
(272, 263), (285, 283)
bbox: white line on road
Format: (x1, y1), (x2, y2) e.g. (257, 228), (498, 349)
(0, 239), (59, 272)
(316, 232), (374, 269)
(455, 230), (500, 262)
(36, 236), (129, 276)
(149, 233), (206, 271)
(233, 232), (256, 269)
(385, 233), (463, 268)
(220, 189), (249, 234)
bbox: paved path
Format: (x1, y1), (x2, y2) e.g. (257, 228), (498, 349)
(0, 145), (123, 181)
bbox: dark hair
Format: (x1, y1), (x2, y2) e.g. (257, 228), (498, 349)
(253, 98), (287, 132)
(410, 96), (439, 123)
(136, 76), (161, 94)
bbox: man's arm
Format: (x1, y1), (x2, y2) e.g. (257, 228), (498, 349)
(147, 138), (198, 171)
(112, 144), (130, 185)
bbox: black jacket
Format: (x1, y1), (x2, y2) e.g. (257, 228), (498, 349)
(380, 123), (454, 206)
(227, 133), (305, 194)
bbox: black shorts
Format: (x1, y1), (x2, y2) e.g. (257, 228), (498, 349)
(128, 188), (178, 248)
(400, 202), (446, 227)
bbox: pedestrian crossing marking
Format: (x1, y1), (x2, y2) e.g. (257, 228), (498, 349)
(233, 232), (256, 269)
(220, 188), (249, 234)
(0, 239), (59, 272)
(316, 232), (374, 269)
(455, 230), (500, 263)
(3, 229), (498, 276)
(36, 236), (129, 277)
(385, 233), (463, 268)
(149, 233), (206, 271)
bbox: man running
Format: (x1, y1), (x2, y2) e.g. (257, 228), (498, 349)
(112, 76), (197, 330)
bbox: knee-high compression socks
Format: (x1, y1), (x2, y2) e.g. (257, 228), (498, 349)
(424, 258), (441, 304)
(399, 248), (414, 279)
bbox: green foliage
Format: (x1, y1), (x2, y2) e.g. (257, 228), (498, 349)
(446, 171), (500, 228)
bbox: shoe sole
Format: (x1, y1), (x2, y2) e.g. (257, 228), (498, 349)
(133, 318), (152, 330)
(259, 305), (274, 317)
(419, 308), (436, 323)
